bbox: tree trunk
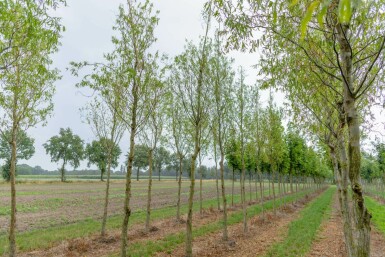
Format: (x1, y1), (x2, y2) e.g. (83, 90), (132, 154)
(8, 125), (18, 257)
(145, 149), (154, 233)
(259, 170), (264, 220)
(137, 167), (139, 181)
(61, 160), (66, 182)
(290, 172), (293, 193)
(185, 148), (199, 257)
(272, 170), (276, 215)
(219, 153), (228, 241)
(232, 167), (234, 206)
(101, 167), (105, 181)
(241, 159), (247, 233)
(337, 21), (371, 257)
(158, 166), (161, 181)
(101, 153), (112, 236)
(176, 156), (183, 221)
(199, 153), (203, 217)
(120, 82), (138, 257)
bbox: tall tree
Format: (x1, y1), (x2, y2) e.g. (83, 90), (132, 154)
(209, 36), (235, 241)
(0, 1), (64, 255)
(133, 144), (150, 181)
(44, 128), (84, 182)
(169, 25), (212, 257)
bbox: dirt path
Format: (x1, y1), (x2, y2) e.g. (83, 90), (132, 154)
(307, 193), (346, 257)
(156, 190), (324, 257)
(308, 192), (385, 257)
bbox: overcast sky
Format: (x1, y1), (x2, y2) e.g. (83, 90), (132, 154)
(23, 0), (280, 171)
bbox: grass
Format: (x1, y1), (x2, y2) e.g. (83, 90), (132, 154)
(264, 186), (335, 257)
(114, 187), (323, 257)
(364, 196), (385, 234)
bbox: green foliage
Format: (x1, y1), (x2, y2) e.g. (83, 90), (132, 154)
(0, 130), (35, 181)
(0, 130), (35, 161)
(43, 128), (84, 174)
(85, 138), (121, 180)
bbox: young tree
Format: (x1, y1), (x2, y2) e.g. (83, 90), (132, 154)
(44, 128), (84, 182)
(0, 130), (35, 181)
(0, 1), (64, 255)
(85, 138), (121, 181)
(169, 31), (212, 257)
(208, 36), (235, 240)
(107, 1), (162, 255)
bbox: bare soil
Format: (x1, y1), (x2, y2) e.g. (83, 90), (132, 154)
(0, 180), (252, 234)
(156, 189), (324, 257)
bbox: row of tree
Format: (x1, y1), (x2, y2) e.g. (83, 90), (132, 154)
(0, 1), (338, 257)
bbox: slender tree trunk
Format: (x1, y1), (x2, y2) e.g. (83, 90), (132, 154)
(101, 154), (113, 237)
(272, 170), (276, 215)
(8, 125), (18, 257)
(137, 167), (139, 181)
(199, 152), (203, 216)
(176, 156), (183, 221)
(120, 83), (138, 257)
(232, 167), (234, 206)
(241, 160), (247, 233)
(219, 152), (228, 241)
(185, 147), (199, 257)
(158, 166), (161, 181)
(213, 139), (220, 210)
(101, 167), (105, 181)
(259, 170), (264, 220)
(145, 149), (154, 233)
(248, 171), (252, 203)
(254, 170), (258, 200)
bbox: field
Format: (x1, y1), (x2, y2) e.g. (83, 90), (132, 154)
(1, 180), (385, 256)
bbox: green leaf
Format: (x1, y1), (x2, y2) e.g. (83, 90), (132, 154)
(339, 0), (352, 24)
(300, 1), (320, 40)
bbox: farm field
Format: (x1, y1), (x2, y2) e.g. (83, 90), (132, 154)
(0, 179), (313, 255)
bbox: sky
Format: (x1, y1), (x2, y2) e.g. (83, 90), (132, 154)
(23, 0), (278, 171)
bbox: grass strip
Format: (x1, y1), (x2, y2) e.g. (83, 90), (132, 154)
(0, 187), (275, 254)
(264, 186), (335, 257)
(364, 196), (385, 233)
(114, 187), (323, 257)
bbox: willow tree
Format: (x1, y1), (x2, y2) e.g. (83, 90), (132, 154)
(140, 80), (166, 233)
(167, 91), (191, 222)
(209, 34), (235, 227)
(169, 33), (212, 257)
(234, 67), (251, 233)
(82, 99), (124, 236)
(101, 1), (163, 255)
(211, 0), (385, 255)
(0, 1), (64, 255)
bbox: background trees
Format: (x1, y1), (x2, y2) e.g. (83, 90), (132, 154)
(85, 138), (121, 181)
(44, 128), (84, 182)
(0, 130), (35, 181)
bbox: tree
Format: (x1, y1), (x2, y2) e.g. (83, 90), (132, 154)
(0, 130), (35, 181)
(85, 138), (121, 181)
(0, 1), (64, 255)
(208, 35), (235, 240)
(133, 144), (150, 181)
(44, 128), (84, 182)
(169, 23), (212, 257)
(154, 146), (171, 181)
(210, 1), (385, 255)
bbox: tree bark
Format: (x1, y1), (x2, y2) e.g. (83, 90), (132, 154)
(145, 149), (153, 233)
(137, 167), (139, 181)
(8, 124), (18, 257)
(101, 153), (112, 236)
(231, 167), (234, 206)
(176, 155), (183, 221)
(219, 153), (228, 240)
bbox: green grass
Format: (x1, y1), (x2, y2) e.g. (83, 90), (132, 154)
(114, 187), (323, 257)
(364, 196), (385, 233)
(264, 186), (335, 257)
